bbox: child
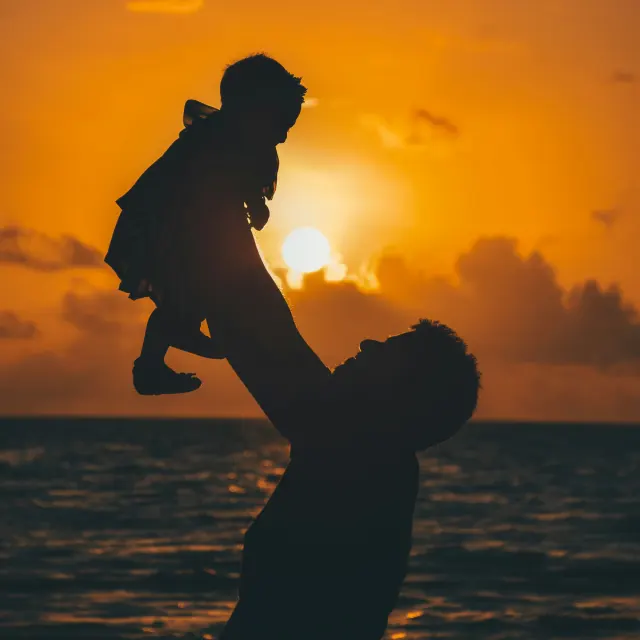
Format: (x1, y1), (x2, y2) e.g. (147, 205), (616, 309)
(105, 54), (306, 395)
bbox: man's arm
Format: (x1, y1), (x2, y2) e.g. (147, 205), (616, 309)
(181, 133), (331, 441)
(209, 280), (332, 442)
(202, 214), (332, 442)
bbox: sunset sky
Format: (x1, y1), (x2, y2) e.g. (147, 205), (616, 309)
(2, 0), (640, 420)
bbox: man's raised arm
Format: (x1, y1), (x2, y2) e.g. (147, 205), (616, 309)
(203, 224), (332, 442)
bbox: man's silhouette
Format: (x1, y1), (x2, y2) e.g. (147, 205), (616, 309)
(215, 314), (480, 639)
(167, 117), (481, 635)
(107, 51), (478, 640)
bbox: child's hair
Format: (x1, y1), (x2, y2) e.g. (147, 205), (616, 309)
(220, 53), (307, 109)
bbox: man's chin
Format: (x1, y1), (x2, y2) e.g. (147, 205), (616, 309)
(333, 357), (355, 378)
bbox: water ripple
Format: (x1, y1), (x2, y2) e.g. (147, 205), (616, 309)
(1, 419), (639, 639)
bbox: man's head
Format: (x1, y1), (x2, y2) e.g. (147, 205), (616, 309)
(332, 319), (480, 451)
(220, 53), (307, 144)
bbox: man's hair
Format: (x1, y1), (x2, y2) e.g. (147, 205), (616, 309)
(220, 53), (307, 108)
(399, 319), (480, 451)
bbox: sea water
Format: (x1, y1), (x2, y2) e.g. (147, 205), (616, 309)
(1, 419), (639, 639)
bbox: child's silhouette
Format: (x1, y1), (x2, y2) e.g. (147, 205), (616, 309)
(105, 55), (306, 395)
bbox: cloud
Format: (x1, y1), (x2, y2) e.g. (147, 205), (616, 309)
(562, 280), (640, 368)
(413, 109), (459, 136)
(0, 287), (151, 414)
(61, 287), (140, 334)
(0, 311), (37, 340)
(287, 235), (640, 372)
(0, 285), (253, 416)
(0, 226), (103, 271)
(277, 253), (640, 421)
(376, 237), (640, 369)
(592, 209), (619, 229)
(126, 0), (204, 13)
(359, 114), (407, 149)
(4, 238), (640, 420)
(610, 70), (636, 84)
(283, 270), (408, 368)
(475, 361), (640, 423)
(361, 108), (458, 151)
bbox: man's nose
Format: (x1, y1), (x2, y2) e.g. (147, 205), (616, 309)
(360, 339), (383, 352)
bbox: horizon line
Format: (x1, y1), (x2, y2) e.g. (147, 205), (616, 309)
(0, 416), (639, 427)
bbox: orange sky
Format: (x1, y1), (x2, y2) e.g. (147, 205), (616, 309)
(2, 0), (640, 420)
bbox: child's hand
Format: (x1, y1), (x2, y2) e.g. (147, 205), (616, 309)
(246, 197), (270, 231)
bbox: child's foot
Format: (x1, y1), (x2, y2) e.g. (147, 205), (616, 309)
(133, 359), (202, 396)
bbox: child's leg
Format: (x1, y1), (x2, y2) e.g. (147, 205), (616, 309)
(140, 307), (223, 361)
(169, 315), (226, 359)
(133, 308), (202, 396)
(138, 308), (172, 365)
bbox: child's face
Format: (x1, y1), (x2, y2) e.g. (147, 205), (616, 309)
(274, 102), (302, 143)
(244, 101), (302, 145)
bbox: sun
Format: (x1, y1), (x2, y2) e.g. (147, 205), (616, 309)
(281, 227), (332, 273)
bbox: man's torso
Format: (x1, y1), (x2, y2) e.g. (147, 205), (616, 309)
(223, 449), (419, 640)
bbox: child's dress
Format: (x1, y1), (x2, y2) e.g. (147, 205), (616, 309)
(105, 100), (279, 318)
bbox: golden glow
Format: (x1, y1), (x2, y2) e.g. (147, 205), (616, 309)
(282, 227), (332, 274)
(3, 2), (640, 420)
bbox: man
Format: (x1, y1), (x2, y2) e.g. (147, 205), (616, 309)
(162, 53), (480, 639)
(216, 315), (480, 639)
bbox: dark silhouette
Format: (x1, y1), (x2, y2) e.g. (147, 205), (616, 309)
(219, 319), (480, 639)
(105, 54), (304, 395)
(106, 52), (481, 638)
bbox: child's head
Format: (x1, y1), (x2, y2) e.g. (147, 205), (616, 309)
(220, 54), (307, 144)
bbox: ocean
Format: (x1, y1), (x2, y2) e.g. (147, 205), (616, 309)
(0, 419), (639, 639)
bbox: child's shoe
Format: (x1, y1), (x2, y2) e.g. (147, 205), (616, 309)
(133, 359), (202, 395)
